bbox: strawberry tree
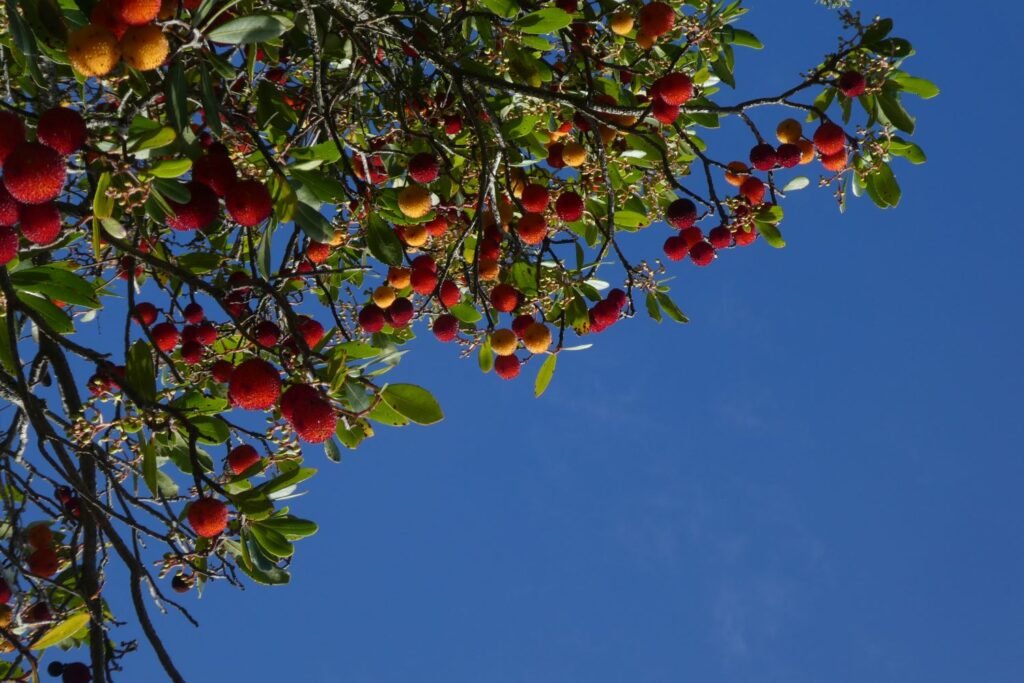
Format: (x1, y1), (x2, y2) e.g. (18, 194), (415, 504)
(0, 0), (934, 680)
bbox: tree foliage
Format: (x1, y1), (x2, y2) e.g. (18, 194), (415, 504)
(0, 0), (934, 679)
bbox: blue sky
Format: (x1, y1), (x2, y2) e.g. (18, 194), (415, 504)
(117, 2), (1024, 681)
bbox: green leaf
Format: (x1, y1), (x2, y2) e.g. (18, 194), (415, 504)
(754, 221), (786, 248)
(878, 91), (915, 134)
(31, 612), (90, 650)
(514, 8), (572, 34)
(18, 293), (72, 334)
(481, 0), (518, 18)
(126, 340), (156, 403)
(207, 14), (294, 44)
(93, 171), (114, 219)
(782, 176), (810, 192)
(188, 416), (230, 444)
(151, 178), (191, 204)
(259, 516), (319, 540)
(0, 314), (15, 374)
(294, 200), (334, 243)
(199, 64), (222, 136)
(250, 524), (294, 558)
(448, 302), (481, 324)
(291, 169), (348, 203)
(366, 215), (404, 266)
(141, 439), (158, 498)
(654, 291), (688, 323)
(534, 353), (556, 398)
(890, 72), (939, 99)
(645, 291), (662, 323)
(722, 27), (763, 49)
(255, 467), (316, 495)
(324, 438), (343, 463)
(478, 339), (494, 373)
(866, 163), (901, 208)
(888, 138), (927, 164)
(165, 61), (188, 133)
(380, 384), (443, 425)
(10, 266), (100, 308)
(148, 158), (193, 178)
(128, 125), (176, 152)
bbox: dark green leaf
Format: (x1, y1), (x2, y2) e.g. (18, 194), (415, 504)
(10, 266), (100, 308)
(514, 8), (572, 34)
(126, 340), (156, 403)
(294, 200), (334, 243)
(366, 215), (404, 266)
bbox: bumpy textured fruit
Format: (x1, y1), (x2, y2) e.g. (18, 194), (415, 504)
(26, 523), (53, 550)
(522, 323), (552, 354)
(188, 497), (228, 538)
(3, 143), (66, 204)
(150, 322), (179, 352)
(115, 0), (161, 25)
(0, 185), (20, 225)
(168, 181), (219, 230)
(305, 241), (330, 264)
(37, 108), (87, 156)
(372, 286), (396, 309)
(494, 354), (521, 380)
(708, 226), (732, 249)
(749, 143), (778, 171)
(68, 24), (121, 77)
(734, 227), (757, 246)
(27, 548), (59, 577)
(225, 179), (272, 226)
(820, 149), (849, 172)
(490, 329), (518, 356)
(651, 98), (679, 125)
(610, 11), (634, 35)
(740, 176), (766, 205)
(521, 184), (550, 213)
(120, 24), (169, 71)
(0, 111), (25, 166)
(652, 72), (693, 106)
(254, 320), (280, 348)
(690, 241), (715, 266)
(399, 223), (428, 247)
(635, 28), (656, 50)
(490, 284), (520, 313)
(638, 1), (675, 37)
(606, 288), (627, 311)
(562, 141), (586, 167)
(663, 234), (688, 261)
(797, 139), (816, 164)
(776, 143), (801, 169)
(281, 384), (336, 443)
(192, 151), (237, 196)
(775, 118), (803, 145)
(516, 213), (547, 245)
(385, 297), (414, 327)
(227, 444), (260, 475)
(408, 152), (440, 183)
(433, 314), (459, 342)
(398, 185), (432, 218)
(19, 202), (62, 245)
(358, 304), (386, 332)
(0, 227), (17, 265)
(410, 267), (437, 295)
(666, 198), (696, 229)
(724, 161), (749, 187)
(555, 191), (584, 222)
(180, 340), (203, 365)
(813, 122), (846, 155)
(92, 0), (129, 39)
(296, 316), (325, 348)
(838, 70), (867, 97)
(132, 302), (157, 326)
(211, 360), (234, 383)
(228, 359), (281, 410)
(183, 302), (204, 324)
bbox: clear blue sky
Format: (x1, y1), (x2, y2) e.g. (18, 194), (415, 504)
(121, 2), (1023, 681)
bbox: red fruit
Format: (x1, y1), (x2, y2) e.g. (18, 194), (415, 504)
(438, 280), (461, 307)
(708, 225), (732, 249)
(444, 115), (463, 135)
(0, 111), (25, 166)
(227, 444), (260, 475)
(194, 321), (217, 346)
(663, 234), (688, 261)
(516, 212), (547, 245)
(512, 314), (535, 338)
(183, 302), (205, 324)
(652, 73), (693, 106)
(410, 267), (437, 295)
(228, 358), (281, 410)
(188, 497), (228, 538)
(740, 176), (766, 205)
(37, 107), (88, 155)
(27, 547), (59, 577)
(479, 237), (501, 260)
(0, 185), (20, 226)
(385, 297), (414, 327)
(296, 316), (325, 348)
(813, 122), (846, 155)
(168, 181), (219, 231)
(592, 299), (619, 329)
(838, 70), (866, 97)
(666, 198), (697, 229)
(734, 227), (757, 246)
(211, 360), (234, 383)
(494, 354), (521, 380)
(3, 143), (65, 204)
(689, 241), (715, 266)
(133, 302), (158, 326)
(18, 202), (61, 245)
(433, 313), (459, 342)
(749, 143), (778, 171)
(638, 1), (675, 37)
(820, 149), (849, 172)
(424, 214), (448, 237)
(254, 320), (281, 348)
(181, 340), (204, 365)
(151, 322), (179, 352)
(521, 184), (550, 212)
(651, 98), (679, 124)
(490, 284), (520, 313)
(607, 288), (628, 310)
(280, 384), (336, 443)
(408, 152), (440, 183)
(0, 576), (10, 604)
(555, 192), (584, 222)
(23, 602), (52, 624)
(61, 662), (91, 683)
(358, 304), (386, 333)
(352, 154), (388, 184)
(0, 227), (18, 265)
(546, 142), (566, 169)
(556, 0), (577, 12)
(776, 143), (801, 169)
(115, 0), (161, 25)
(411, 254), (436, 273)
(192, 151), (237, 197)
(225, 180), (272, 227)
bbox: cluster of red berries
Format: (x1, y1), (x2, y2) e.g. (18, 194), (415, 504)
(169, 142), (272, 230)
(0, 107), (87, 264)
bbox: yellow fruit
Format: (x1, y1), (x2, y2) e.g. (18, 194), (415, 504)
(68, 24), (121, 77)
(0, 605), (12, 629)
(522, 323), (552, 354)
(388, 267), (411, 289)
(509, 169), (527, 198)
(610, 11), (634, 36)
(498, 197), (514, 226)
(479, 258), (499, 281)
(724, 161), (749, 187)
(120, 24), (169, 72)
(490, 329), (518, 356)
(397, 185), (432, 218)
(636, 29), (656, 50)
(776, 118), (803, 145)
(562, 141), (586, 167)
(599, 125), (617, 145)
(328, 228), (347, 246)
(797, 138), (816, 165)
(402, 223), (428, 247)
(373, 286), (396, 308)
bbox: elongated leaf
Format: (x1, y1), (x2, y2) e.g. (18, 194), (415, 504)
(127, 340), (156, 403)
(380, 384), (443, 425)
(366, 215), (403, 266)
(754, 221), (786, 248)
(10, 266), (100, 308)
(17, 293), (72, 334)
(207, 15), (294, 44)
(294, 200), (334, 243)
(534, 353), (556, 398)
(514, 8), (572, 34)
(31, 612), (90, 650)
(655, 291), (689, 323)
